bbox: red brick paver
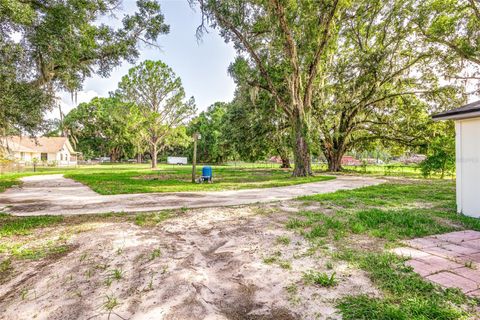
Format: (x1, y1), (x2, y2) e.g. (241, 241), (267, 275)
(394, 230), (480, 297)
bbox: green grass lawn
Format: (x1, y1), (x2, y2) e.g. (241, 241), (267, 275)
(290, 180), (480, 319)
(0, 163), (335, 194)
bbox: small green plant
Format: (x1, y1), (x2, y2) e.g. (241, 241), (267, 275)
(103, 295), (119, 311)
(464, 260), (474, 269)
(263, 251), (282, 264)
(111, 268), (123, 280)
(325, 260), (334, 270)
(278, 260), (292, 270)
(0, 258), (12, 274)
(20, 288), (29, 300)
(276, 236), (291, 245)
(303, 271), (337, 287)
(149, 248), (161, 260)
(285, 283), (301, 305)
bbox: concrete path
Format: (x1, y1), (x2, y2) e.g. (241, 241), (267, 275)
(0, 174), (384, 216)
(393, 230), (480, 297)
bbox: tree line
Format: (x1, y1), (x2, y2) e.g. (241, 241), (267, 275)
(2, 0), (478, 174)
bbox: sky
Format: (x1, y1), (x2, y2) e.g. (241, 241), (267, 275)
(56, 0), (237, 119)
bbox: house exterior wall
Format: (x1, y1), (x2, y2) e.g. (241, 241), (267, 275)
(10, 149), (77, 166)
(456, 118), (480, 218)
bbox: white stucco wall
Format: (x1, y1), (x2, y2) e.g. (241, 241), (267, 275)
(456, 118), (480, 218)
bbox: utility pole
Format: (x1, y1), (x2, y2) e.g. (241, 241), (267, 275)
(192, 133), (201, 183)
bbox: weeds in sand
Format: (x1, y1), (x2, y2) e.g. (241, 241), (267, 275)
(79, 253), (88, 262)
(103, 295), (119, 311)
(111, 268), (123, 280)
(116, 248), (123, 255)
(278, 260), (292, 270)
(2, 240), (70, 260)
(302, 271), (337, 287)
(135, 211), (174, 227)
(149, 248), (161, 261)
(85, 269), (94, 278)
(104, 277), (113, 287)
(263, 251), (282, 264)
(96, 263), (108, 270)
(276, 236), (291, 245)
(20, 288), (29, 300)
(0, 214), (64, 237)
(0, 258), (12, 274)
(325, 260), (334, 270)
(464, 260), (474, 269)
(285, 283), (301, 306)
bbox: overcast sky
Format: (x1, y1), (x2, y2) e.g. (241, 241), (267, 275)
(55, 0), (237, 119)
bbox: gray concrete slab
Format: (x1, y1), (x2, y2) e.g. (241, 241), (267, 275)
(0, 174), (385, 216)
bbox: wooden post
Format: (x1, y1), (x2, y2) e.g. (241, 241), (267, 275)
(192, 133), (200, 183)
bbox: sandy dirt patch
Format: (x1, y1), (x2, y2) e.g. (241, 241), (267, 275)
(0, 204), (379, 320)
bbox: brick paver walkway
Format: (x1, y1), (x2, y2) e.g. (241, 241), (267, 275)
(392, 230), (480, 297)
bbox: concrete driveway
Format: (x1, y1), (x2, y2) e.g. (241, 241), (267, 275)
(0, 174), (384, 216)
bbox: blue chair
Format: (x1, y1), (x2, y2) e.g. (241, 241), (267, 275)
(201, 166), (213, 183)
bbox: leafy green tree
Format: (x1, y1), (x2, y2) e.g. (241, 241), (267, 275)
(421, 134), (455, 179)
(63, 97), (137, 160)
(195, 0), (345, 176)
(0, 0), (169, 133)
(188, 102), (233, 164)
(222, 84), (291, 167)
(117, 60), (196, 168)
(311, 0), (463, 171)
(416, 0), (480, 67)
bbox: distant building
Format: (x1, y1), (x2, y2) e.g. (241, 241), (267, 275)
(433, 101), (480, 218)
(341, 156), (362, 166)
(1, 136), (78, 166)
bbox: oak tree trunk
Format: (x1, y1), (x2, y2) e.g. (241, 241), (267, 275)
(280, 156), (291, 168)
(292, 115), (312, 176)
(325, 150), (344, 172)
(151, 144), (158, 169)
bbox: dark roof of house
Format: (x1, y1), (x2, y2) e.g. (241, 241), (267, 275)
(432, 101), (480, 120)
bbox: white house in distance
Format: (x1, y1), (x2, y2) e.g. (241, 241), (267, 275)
(1, 136), (78, 166)
(433, 101), (480, 218)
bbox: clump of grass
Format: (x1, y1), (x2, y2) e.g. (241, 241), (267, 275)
(302, 271), (337, 287)
(276, 236), (291, 245)
(0, 214), (64, 237)
(103, 295), (119, 311)
(263, 251), (282, 264)
(111, 268), (123, 280)
(149, 248), (161, 261)
(7, 243), (70, 260)
(0, 258), (13, 282)
(278, 260), (292, 270)
(135, 211), (173, 227)
(325, 260), (334, 270)
(337, 252), (470, 319)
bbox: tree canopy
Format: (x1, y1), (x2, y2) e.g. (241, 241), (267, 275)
(117, 60), (196, 168)
(0, 0), (169, 134)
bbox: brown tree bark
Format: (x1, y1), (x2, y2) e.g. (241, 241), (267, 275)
(280, 156), (291, 168)
(137, 153), (142, 163)
(324, 144), (345, 172)
(292, 115), (312, 176)
(151, 144), (158, 169)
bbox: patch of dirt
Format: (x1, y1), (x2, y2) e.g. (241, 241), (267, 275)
(0, 205), (379, 320)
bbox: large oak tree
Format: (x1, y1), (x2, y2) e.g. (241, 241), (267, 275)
(195, 0), (345, 176)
